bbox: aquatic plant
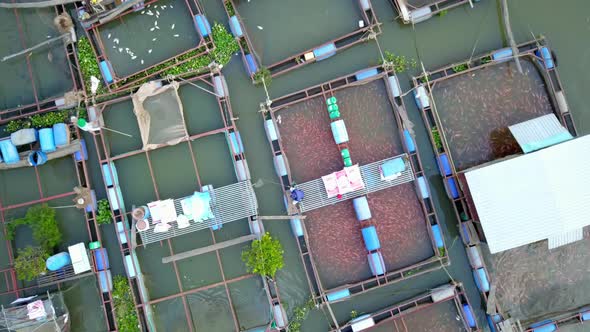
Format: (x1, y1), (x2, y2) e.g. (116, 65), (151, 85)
(241, 232), (284, 278)
(224, 0), (235, 16)
(112, 275), (140, 332)
(4, 108), (83, 133)
(77, 37), (106, 95)
(14, 246), (49, 281)
(438, 247), (446, 257)
(239, 38), (250, 53)
(452, 63), (468, 72)
(211, 22), (240, 65)
(350, 310), (359, 319)
(419, 75), (431, 84)
(253, 67), (271, 86)
(382, 51), (417, 73)
(8, 204), (62, 253)
(96, 199), (113, 225)
(481, 55), (492, 64)
(431, 127), (443, 151)
(287, 298), (315, 332)
(438, 9), (448, 17)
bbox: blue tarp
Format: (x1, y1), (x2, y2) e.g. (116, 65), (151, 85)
(380, 158), (405, 178)
(185, 191), (214, 222)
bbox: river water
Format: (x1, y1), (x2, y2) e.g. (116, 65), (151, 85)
(1, 0), (589, 331)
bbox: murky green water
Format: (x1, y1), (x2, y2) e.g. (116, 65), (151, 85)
(1, 0), (590, 331)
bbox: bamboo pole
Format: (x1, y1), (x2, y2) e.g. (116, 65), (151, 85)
(0, 0), (77, 8)
(500, 0), (522, 73)
(1, 34), (69, 62)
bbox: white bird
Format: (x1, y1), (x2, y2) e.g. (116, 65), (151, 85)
(169, 5), (173, 8)
(131, 56), (137, 60)
(125, 47), (129, 51)
(113, 38), (119, 44)
(173, 34), (179, 37)
(141, 10), (145, 14)
(171, 24), (175, 30)
(257, 25), (263, 30)
(141, 60), (144, 64)
(156, 10), (160, 15)
(155, 26), (160, 30)
(150, 27), (155, 31)
(118, 48), (123, 52)
(107, 33), (111, 39)
(146, 11), (153, 16)
(148, 49), (152, 53)
(154, 20), (158, 26)
(152, 38), (157, 41)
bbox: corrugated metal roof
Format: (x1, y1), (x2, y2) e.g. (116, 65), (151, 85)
(547, 228), (583, 250)
(465, 135), (590, 253)
(509, 114), (572, 153)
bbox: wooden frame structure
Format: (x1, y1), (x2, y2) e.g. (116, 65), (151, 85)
(222, 0), (381, 81)
(389, 0), (475, 24)
(0, 125), (117, 331)
(411, 38), (578, 328)
(88, 73), (286, 331)
(262, 66), (450, 324)
(334, 283), (479, 332)
(80, 0), (215, 92)
(0, 5), (81, 124)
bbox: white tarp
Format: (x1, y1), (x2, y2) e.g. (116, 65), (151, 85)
(465, 135), (590, 253)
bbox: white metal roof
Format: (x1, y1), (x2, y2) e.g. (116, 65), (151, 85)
(465, 135), (590, 253)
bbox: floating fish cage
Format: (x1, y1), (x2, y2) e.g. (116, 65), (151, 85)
(262, 66), (449, 310)
(411, 38), (578, 327)
(0, 5), (81, 123)
(77, 0), (215, 92)
(0, 123), (119, 330)
(389, 0), (478, 24)
(222, 0), (381, 81)
(89, 74), (278, 331)
(334, 283), (479, 331)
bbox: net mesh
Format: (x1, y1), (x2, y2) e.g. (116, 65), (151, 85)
(132, 81), (188, 151)
(0, 292), (69, 332)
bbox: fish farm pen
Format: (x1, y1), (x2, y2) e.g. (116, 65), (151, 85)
(88, 73), (280, 331)
(388, 0), (477, 24)
(334, 284), (479, 332)
(262, 66), (449, 317)
(79, 0), (215, 91)
(222, 0), (381, 81)
(412, 38), (581, 331)
(0, 4), (80, 122)
(0, 122), (117, 330)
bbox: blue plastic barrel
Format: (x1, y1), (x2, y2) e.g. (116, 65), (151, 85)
(27, 151), (47, 167)
(98, 269), (113, 293)
(194, 14), (211, 37)
(413, 85), (430, 109)
(438, 153), (452, 176)
(360, 0), (370, 11)
(235, 159), (248, 181)
(39, 128), (56, 153)
(274, 154), (287, 177)
(462, 304), (476, 328)
(536, 47), (554, 69)
(388, 76), (401, 97)
(331, 120), (349, 144)
(265, 119), (278, 141)
(75, 139), (88, 162)
(213, 75), (227, 97)
(367, 252), (385, 276)
(403, 129), (415, 152)
(94, 248), (110, 271)
(290, 218), (304, 237)
(52, 123), (69, 147)
(229, 132), (244, 154)
(102, 163), (119, 187)
(229, 16), (243, 38)
(473, 268), (490, 292)
(10, 128), (37, 146)
(582, 310), (590, 321)
(85, 190), (97, 213)
(355, 68), (378, 81)
(362, 226), (381, 251)
(0, 139), (19, 164)
(353, 196), (372, 221)
(99, 60), (114, 83)
(313, 43), (336, 61)
(491, 48), (513, 61)
(430, 224), (444, 249)
(531, 322), (556, 332)
(326, 288), (350, 302)
(46, 252), (71, 271)
(244, 53), (258, 76)
(461, 223), (471, 243)
(417, 176), (429, 199)
(446, 177), (459, 199)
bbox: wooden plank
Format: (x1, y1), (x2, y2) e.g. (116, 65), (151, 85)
(257, 215), (306, 220)
(162, 234), (258, 264)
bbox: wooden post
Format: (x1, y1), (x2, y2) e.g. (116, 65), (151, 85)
(500, 0), (522, 74)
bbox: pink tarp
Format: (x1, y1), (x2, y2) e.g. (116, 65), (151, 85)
(321, 165), (365, 198)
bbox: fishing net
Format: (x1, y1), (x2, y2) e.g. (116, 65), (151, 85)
(0, 292), (69, 332)
(132, 81), (188, 151)
(482, 231), (590, 324)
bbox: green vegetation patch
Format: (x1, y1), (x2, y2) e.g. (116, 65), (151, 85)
(113, 275), (140, 332)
